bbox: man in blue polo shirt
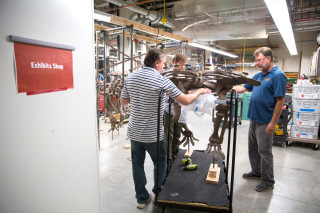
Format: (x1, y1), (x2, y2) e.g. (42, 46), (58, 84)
(233, 47), (286, 192)
(120, 48), (211, 209)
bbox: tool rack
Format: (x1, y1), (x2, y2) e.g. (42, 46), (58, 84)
(154, 90), (239, 212)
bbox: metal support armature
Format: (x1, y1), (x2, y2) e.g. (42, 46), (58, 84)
(95, 30), (101, 149)
(96, 25), (137, 138)
(204, 103), (229, 163)
(162, 69), (261, 176)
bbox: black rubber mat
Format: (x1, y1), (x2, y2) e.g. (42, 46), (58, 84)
(158, 149), (229, 208)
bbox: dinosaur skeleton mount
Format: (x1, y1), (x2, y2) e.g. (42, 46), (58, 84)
(104, 66), (261, 183)
(103, 78), (128, 139)
(162, 68), (261, 183)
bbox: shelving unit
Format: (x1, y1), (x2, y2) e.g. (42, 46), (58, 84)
(284, 72), (298, 93)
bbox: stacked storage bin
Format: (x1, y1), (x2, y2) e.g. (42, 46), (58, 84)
(290, 84), (320, 139)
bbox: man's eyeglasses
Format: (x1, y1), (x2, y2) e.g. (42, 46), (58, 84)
(254, 57), (266, 63)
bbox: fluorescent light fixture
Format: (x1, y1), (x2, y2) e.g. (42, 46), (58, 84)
(94, 11), (111, 23)
(189, 42), (238, 58)
(264, 0), (297, 55)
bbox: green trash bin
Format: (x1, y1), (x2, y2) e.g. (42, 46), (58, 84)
(242, 93), (251, 120)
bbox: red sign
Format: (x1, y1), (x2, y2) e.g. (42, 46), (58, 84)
(14, 42), (73, 95)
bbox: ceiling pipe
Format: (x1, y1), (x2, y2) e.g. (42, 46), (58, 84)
(102, 0), (175, 28)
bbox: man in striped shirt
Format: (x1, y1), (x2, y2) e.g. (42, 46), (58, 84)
(121, 48), (211, 209)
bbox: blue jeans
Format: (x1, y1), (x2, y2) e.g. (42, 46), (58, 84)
(131, 139), (167, 204)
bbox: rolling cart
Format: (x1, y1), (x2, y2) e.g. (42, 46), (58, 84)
(286, 87), (320, 150)
(286, 137), (320, 150)
(154, 90), (239, 212)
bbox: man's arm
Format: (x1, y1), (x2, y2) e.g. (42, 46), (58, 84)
(232, 85), (248, 93)
(174, 88), (211, 105)
(265, 96), (285, 135)
(120, 97), (130, 105)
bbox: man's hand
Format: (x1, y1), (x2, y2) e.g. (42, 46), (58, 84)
(175, 88), (211, 105)
(232, 85), (248, 93)
(196, 88), (212, 95)
(120, 97), (130, 105)
(266, 96), (284, 135)
(266, 122), (276, 135)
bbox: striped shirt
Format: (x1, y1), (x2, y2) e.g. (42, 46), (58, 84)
(121, 66), (181, 143)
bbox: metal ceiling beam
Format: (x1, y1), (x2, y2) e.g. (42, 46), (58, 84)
(101, 0), (176, 28)
(94, 24), (165, 44)
(94, 10), (192, 42)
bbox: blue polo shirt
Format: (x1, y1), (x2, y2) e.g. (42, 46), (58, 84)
(244, 65), (286, 124)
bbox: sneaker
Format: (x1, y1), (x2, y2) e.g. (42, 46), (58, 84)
(242, 172), (262, 180)
(255, 181), (274, 192)
(136, 193), (152, 209)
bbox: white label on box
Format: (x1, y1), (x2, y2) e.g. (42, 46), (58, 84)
(297, 121), (316, 126)
(295, 133), (313, 139)
(300, 94), (316, 99)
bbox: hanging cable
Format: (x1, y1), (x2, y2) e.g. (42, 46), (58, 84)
(161, 0), (167, 23)
(164, 0), (165, 17)
(316, 0), (320, 14)
(242, 39), (245, 73)
(287, 0), (294, 20)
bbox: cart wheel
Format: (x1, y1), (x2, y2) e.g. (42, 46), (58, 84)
(312, 144), (319, 150)
(239, 121), (242, 125)
(281, 142), (286, 148)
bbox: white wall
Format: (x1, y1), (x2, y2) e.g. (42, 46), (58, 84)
(0, 1), (101, 213)
(239, 31), (319, 77)
(270, 31), (318, 75)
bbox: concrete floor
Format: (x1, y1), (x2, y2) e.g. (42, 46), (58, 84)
(98, 112), (320, 213)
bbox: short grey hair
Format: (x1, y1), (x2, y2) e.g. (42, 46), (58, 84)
(254, 47), (274, 62)
(144, 48), (165, 68)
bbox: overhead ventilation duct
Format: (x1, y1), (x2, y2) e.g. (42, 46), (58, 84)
(129, 13), (150, 26)
(172, 0), (268, 41)
(175, 20), (268, 41)
(103, 0), (175, 28)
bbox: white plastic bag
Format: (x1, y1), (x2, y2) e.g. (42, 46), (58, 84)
(185, 93), (217, 115)
(178, 106), (187, 123)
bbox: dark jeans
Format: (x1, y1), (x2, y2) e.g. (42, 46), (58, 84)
(163, 111), (181, 160)
(131, 139), (167, 204)
(248, 121), (275, 184)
